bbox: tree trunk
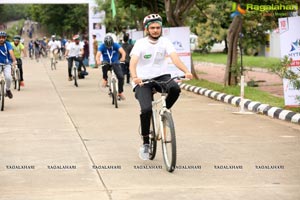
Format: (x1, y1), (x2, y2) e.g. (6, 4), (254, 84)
(224, 16), (242, 86)
(190, 57), (199, 80)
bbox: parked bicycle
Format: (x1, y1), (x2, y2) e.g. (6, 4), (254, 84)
(140, 76), (185, 172)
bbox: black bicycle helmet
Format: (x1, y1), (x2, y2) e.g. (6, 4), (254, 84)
(143, 14), (162, 29)
(0, 31), (7, 37)
(104, 35), (114, 48)
(13, 35), (21, 41)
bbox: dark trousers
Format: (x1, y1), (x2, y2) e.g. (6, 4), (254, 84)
(102, 63), (124, 93)
(134, 74), (181, 143)
(67, 56), (84, 77)
(16, 58), (24, 81)
(121, 62), (130, 84)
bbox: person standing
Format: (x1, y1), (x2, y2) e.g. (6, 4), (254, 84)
(92, 34), (98, 68)
(83, 37), (89, 67)
(121, 33), (133, 84)
(11, 35), (27, 86)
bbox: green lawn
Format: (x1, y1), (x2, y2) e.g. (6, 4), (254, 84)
(192, 52), (281, 69)
(189, 53), (300, 112)
(186, 79), (285, 108)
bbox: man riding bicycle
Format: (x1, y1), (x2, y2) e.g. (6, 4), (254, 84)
(129, 14), (193, 160)
(96, 34), (126, 100)
(64, 35), (86, 81)
(48, 35), (60, 63)
(0, 31), (17, 99)
(11, 35), (27, 87)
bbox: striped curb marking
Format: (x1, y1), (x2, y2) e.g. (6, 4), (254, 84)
(179, 83), (300, 125)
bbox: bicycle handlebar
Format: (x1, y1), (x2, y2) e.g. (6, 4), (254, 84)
(100, 61), (125, 67)
(142, 75), (186, 85)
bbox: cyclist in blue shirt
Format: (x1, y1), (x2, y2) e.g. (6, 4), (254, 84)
(0, 31), (17, 99)
(96, 34), (126, 100)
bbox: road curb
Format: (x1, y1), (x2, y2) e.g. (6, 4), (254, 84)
(179, 83), (300, 125)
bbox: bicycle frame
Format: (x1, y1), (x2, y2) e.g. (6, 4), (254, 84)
(151, 92), (168, 141)
(108, 69), (118, 93)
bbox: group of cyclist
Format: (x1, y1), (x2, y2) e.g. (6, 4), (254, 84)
(1, 13), (193, 161)
(94, 14), (193, 160)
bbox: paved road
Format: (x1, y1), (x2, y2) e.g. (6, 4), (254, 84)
(0, 57), (299, 200)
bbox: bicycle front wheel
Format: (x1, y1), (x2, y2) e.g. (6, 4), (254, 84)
(149, 115), (157, 160)
(112, 79), (118, 108)
(161, 111), (176, 172)
(16, 68), (21, 91)
(0, 80), (5, 111)
(73, 67), (78, 87)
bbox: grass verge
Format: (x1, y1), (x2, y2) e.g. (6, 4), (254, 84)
(184, 79), (300, 112)
(192, 52), (281, 69)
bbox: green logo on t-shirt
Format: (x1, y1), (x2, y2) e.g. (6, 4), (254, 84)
(144, 54), (152, 59)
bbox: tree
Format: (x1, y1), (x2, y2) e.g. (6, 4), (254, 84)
(28, 4), (88, 37)
(164, 0), (195, 26)
(224, 0), (298, 86)
(224, 15), (242, 86)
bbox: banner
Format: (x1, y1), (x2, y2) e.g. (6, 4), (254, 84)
(279, 16), (300, 106)
(89, 1), (106, 66)
(162, 27), (191, 77)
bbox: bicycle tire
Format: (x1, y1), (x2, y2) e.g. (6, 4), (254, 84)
(149, 115), (157, 160)
(16, 68), (21, 91)
(53, 58), (56, 70)
(112, 78), (118, 108)
(161, 111), (176, 172)
(0, 80), (5, 111)
(50, 58), (54, 70)
(12, 69), (17, 90)
(73, 66), (78, 87)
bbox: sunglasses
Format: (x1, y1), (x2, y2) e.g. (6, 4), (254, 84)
(0, 36), (6, 39)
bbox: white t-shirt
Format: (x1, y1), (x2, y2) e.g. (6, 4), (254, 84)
(48, 40), (61, 51)
(66, 42), (84, 57)
(130, 36), (176, 79)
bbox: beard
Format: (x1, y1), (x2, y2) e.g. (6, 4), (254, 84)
(148, 31), (161, 41)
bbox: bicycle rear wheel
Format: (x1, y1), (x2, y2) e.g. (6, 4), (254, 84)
(161, 111), (176, 172)
(0, 80), (5, 111)
(111, 79), (118, 108)
(73, 66), (78, 87)
(149, 115), (157, 160)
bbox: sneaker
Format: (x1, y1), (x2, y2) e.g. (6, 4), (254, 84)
(118, 93), (126, 100)
(139, 144), (150, 160)
(82, 71), (89, 76)
(20, 81), (24, 87)
(68, 77), (73, 81)
(6, 90), (13, 99)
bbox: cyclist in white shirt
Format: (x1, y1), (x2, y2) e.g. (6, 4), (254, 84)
(129, 14), (193, 160)
(64, 35), (85, 81)
(48, 35), (61, 62)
